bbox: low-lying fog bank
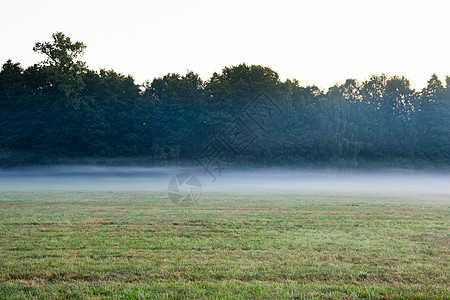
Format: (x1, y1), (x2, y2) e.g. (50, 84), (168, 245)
(0, 166), (449, 195)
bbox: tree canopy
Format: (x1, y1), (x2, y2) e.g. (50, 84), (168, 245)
(0, 33), (449, 168)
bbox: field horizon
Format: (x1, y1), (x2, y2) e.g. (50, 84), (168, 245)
(0, 182), (448, 299)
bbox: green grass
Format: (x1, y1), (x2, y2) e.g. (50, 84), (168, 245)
(0, 191), (448, 299)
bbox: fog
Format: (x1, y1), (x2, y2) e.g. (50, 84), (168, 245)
(0, 165), (449, 196)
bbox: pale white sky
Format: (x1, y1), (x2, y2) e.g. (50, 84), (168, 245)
(1, 0), (449, 90)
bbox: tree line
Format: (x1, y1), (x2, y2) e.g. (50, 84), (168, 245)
(0, 32), (449, 169)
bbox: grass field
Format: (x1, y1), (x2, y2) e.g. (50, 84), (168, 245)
(0, 190), (448, 299)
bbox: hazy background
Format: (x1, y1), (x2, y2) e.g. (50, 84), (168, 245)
(1, 0), (449, 90)
(1, 1), (449, 196)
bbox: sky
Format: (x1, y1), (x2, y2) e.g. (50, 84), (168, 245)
(1, 0), (449, 90)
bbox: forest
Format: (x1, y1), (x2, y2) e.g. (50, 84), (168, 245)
(0, 32), (449, 169)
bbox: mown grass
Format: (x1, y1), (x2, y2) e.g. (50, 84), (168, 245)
(0, 191), (448, 299)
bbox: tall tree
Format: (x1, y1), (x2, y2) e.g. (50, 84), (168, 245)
(417, 75), (449, 163)
(33, 32), (87, 99)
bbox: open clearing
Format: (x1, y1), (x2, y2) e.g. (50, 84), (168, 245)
(0, 191), (448, 299)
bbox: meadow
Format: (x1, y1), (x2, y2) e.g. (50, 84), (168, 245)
(0, 190), (448, 299)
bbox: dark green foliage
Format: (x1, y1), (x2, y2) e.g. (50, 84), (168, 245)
(0, 33), (449, 168)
